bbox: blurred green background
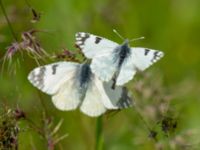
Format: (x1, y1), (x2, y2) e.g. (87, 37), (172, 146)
(0, 0), (200, 149)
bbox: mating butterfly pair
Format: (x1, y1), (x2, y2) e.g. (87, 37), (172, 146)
(28, 32), (164, 117)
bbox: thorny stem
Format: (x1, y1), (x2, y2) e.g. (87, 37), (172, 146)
(95, 116), (104, 150)
(0, 0), (18, 41)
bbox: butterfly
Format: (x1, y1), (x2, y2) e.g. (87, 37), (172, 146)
(75, 32), (164, 88)
(28, 62), (132, 117)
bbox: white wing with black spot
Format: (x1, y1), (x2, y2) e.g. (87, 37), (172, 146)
(102, 80), (133, 109)
(28, 61), (133, 117)
(115, 48), (164, 85)
(76, 32), (164, 87)
(80, 76), (132, 117)
(131, 47), (164, 71)
(28, 62), (82, 111)
(75, 32), (118, 58)
(28, 62), (79, 95)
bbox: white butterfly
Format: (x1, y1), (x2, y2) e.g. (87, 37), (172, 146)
(28, 62), (132, 117)
(75, 32), (164, 88)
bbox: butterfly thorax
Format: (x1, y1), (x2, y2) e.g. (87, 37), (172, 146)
(78, 64), (92, 88)
(113, 39), (130, 68)
(75, 63), (92, 100)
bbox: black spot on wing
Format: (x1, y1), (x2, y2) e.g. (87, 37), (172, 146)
(95, 36), (102, 44)
(52, 64), (58, 75)
(117, 87), (132, 108)
(81, 33), (90, 45)
(151, 51), (160, 63)
(76, 33), (90, 48)
(36, 67), (46, 89)
(29, 67), (46, 90)
(145, 49), (150, 56)
(29, 71), (36, 83)
(154, 51), (159, 57)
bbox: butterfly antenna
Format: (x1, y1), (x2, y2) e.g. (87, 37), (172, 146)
(113, 29), (125, 40)
(129, 36), (145, 43)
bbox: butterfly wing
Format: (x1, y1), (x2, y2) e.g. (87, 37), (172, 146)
(80, 76), (132, 117)
(80, 75), (107, 117)
(28, 62), (83, 110)
(102, 80), (133, 109)
(75, 32), (118, 58)
(115, 48), (164, 86)
(131, 47), (164, 71)
(115, 54), (137, 86)
(51, 77), (82, 111)
(28, 62), (79, 95)
(90, 52), (118, 82)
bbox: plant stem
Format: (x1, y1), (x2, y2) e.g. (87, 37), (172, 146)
(0, 0), (18, 41)
(95, 116), (104, 150)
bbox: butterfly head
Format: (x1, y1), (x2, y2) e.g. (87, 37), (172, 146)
(82, 58), (91, 65)
(123, 39), (130, 45)
(121, 39), (130, 50)
(113, 29), (145, 45)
